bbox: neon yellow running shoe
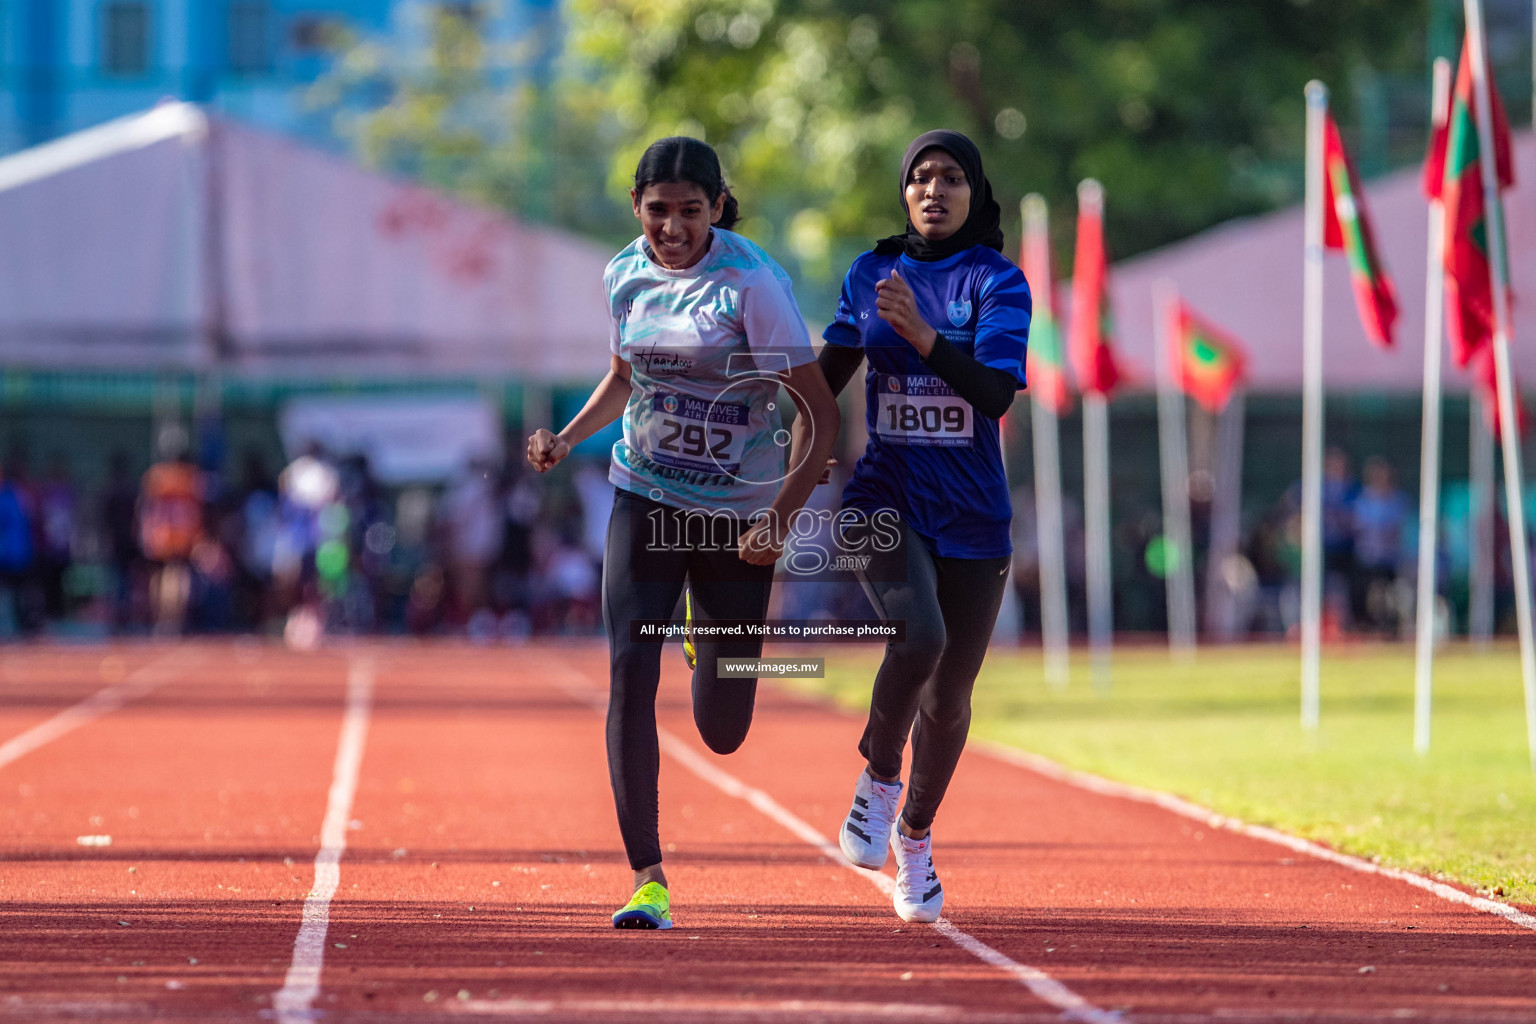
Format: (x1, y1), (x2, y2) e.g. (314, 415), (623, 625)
(682, 588), (697, 671)
(612, 881), (673, 930)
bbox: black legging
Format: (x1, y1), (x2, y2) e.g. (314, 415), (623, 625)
(852, 516), (1010, 832)
(603, 489), (775, 870)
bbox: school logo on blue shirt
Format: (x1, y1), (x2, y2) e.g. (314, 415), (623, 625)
(947, 299), (972, 326)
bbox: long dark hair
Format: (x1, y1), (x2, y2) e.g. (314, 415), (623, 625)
(633, 137), (740, 231)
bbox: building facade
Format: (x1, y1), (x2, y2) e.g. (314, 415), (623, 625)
(0, 0), (556, 154)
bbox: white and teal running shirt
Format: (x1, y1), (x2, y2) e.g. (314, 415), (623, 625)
(605, 228), (817, 518)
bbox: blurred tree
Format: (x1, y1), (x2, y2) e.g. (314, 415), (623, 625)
(307, 5), (634, 243)
(313, 1), (1430, 308)
(567, 0), (1425, 291)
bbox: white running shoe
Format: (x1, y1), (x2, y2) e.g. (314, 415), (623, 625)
(838, 771), (901, 870)
(890, 829), (944, 923)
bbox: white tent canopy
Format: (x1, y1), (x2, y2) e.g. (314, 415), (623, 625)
(0, 103), (615, 382)
(1103, 132), (1536, 393)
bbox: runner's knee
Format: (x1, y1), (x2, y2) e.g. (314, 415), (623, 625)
(696, 708), (752, 754)
(897, 616), (946, 672)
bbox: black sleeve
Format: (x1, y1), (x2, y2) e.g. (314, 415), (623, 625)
(922, 334), (1019, 419)
(817, 343), (865, 399)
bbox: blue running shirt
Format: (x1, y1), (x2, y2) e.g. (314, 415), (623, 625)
(606, 229), (817, 518)
(824, 246), (1030, 558)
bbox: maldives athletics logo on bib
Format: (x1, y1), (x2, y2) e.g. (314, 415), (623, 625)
(946, 299), (972, 326)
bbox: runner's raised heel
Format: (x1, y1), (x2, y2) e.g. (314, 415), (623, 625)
(838, 771), (902, 870)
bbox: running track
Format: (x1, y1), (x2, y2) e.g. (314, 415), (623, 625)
(1, 641), (1532, 1023)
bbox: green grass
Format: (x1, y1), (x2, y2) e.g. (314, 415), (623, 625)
(792, 644), (1536, 905)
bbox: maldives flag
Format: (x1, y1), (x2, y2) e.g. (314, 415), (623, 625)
(1068, 180), (1122, 395)
(1021, 205), (1072, 414)
(1323, 115), (1398, 348)
(1170, 301), (1247, 414)
(1437, 40), (1515, 367)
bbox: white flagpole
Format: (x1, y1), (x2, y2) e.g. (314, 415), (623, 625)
(1153, 279), (1198, 656)
(1300, 80), (1329, 731)
(1465, 0), (1536, 771)
(1079, 179), (1114, 691)
(1414, 56), (1453, 757)
(1084, 392), (1113, 689)
(1023, 196), (1071, 687)
(1470, 394), (1496, 643)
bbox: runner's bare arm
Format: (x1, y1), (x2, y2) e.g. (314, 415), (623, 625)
(739, 360), (840, 565)
(527, 356), (633, 473)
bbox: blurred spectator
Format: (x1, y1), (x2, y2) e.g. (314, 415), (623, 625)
(100, 451), (141, 632)
(0, 459), (35, 636)
(1244, 515), (1290, 635)
(572, 459), (613, 565)
(1322, 447), (1359, 629)
(35, 453), (78, 622)
(1280, 446), (1355, 634)
(536, 523), (600, 634)
(439, 456), (502, 627)
(233, 451), (280, 628)
(1061, 496), (1087, 635)
(338, 454), (390, 633)
(1351, 456), (1410, 634)
(392, 487), (440, 634)
(1008, 484), (1042, 638)
(139, 430), (204, 635)
(490, 458), (543, 637)
(274, 442), (340, 640)
(1121, 511), (1164, 633)
(190, 517), (237, 631)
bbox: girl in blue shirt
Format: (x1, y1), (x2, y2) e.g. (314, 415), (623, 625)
(814, 130), (1030, 923)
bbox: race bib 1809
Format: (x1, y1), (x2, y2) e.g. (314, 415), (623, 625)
(637, 390), (751, 473)
(875, 374), (973, 446)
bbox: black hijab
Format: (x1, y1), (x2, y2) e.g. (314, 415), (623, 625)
(874, 129), (1005, 261)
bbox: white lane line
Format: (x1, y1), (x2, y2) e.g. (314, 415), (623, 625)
(452, 996), (1044, 1021)
(550, 670), (1122, 1024)
(272, 656), (376, 1024)
(0, 650), (199, 771)
(978, 741), (1536, 934)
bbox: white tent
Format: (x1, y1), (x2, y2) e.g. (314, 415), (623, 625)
(1105, 132), (1536, 393)
(0, 103), (615, 382)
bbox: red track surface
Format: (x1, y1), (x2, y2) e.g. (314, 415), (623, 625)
(1, 640), (1533, 1023)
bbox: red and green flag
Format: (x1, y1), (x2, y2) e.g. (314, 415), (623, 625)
(1472, 345), (1528, 437)
(1170, 301), (1247, 414)
(1068, 180), (1123, 396)
(1021, 203), (1072, 414)
(1431, 40), (1515, 368)
(1322, 114), (1398, 348)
